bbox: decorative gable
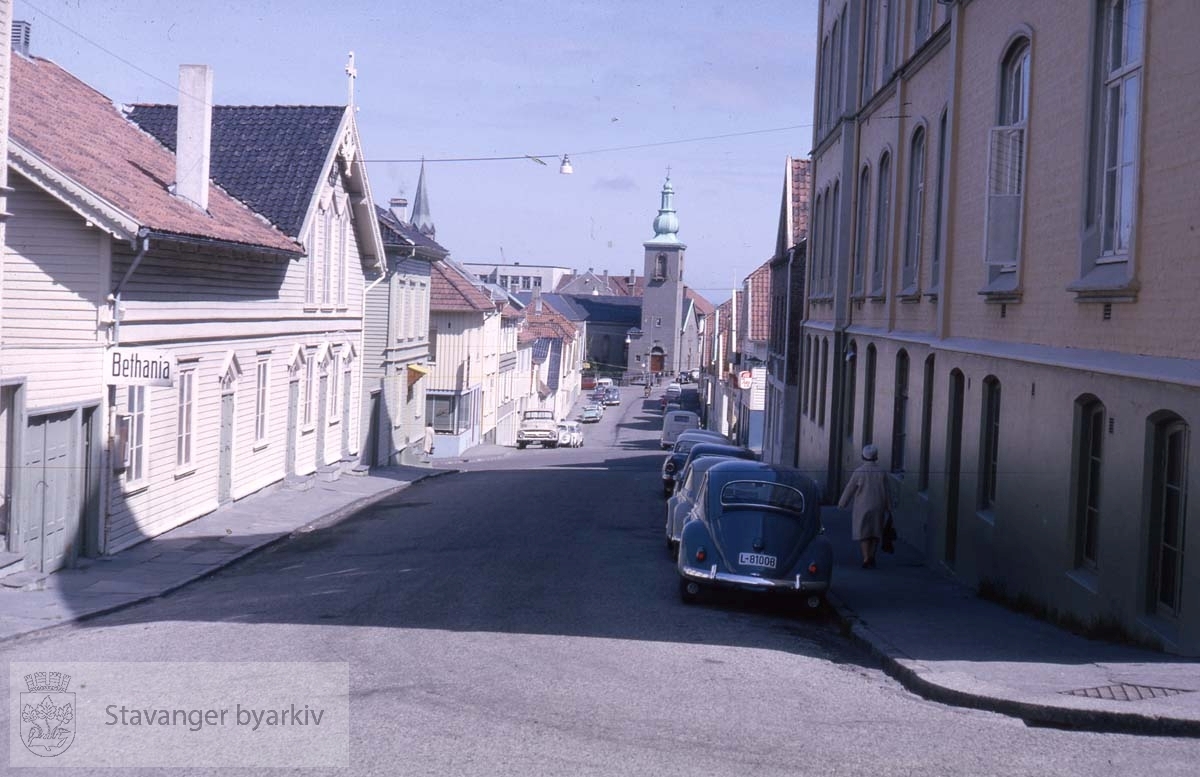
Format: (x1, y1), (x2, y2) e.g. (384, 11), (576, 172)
(219, 351), (243, 392)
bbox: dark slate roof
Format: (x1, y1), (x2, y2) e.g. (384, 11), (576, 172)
(516, 293), (588, 321)
(375, 204), (449, 257)
(126, 104), (347, 238)
(568, 295), (643, 327)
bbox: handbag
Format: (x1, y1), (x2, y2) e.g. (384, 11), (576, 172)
(881, 512), (897, 554)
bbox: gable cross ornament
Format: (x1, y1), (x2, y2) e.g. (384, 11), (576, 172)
(345, 52), (357, 107)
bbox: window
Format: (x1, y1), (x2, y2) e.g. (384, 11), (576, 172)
(979, 376), (1002, 509)
(176, 369), (195, 468)
(819, 35), (830, 135)
(919, 355), (935, 491)
(845, 340), (858, 438)
(338, 216), (349, 306)
(428, 326), (438, 363)
(931, 111), (948, 290)
(126, 386), (147, 484)
(916, 0), (932, 46)
(303, 350), (315, 426)
(860, 0), (877, 102)
(654, 253), (667, 280)
(863, 344), (877, 445)
(809, 337), (819, 420)
(810, 193), (823, 297)
(255, 359), (269, 443)
(306, 206), (323, 306)
(882, 0), (897, 77)
(801, 335), (811, 415)
(426, 392), (473, 435)
(985, 40), (1030, 269)
(872, 152), (891, 295)
(903, 127), (926, 291)
(1148, 415), (1188, 617)
(818, 338), (828, 427)
(1099, 0), (1143, 260)
(854, 166), (871, 295)
(892, 350), (909, 472)
(828, 180), (840, 297)
(1074, 396), (1105, 569)
(831, 17), (843, 126)
(322, 206), (334, 305)
(328, 349), (341, 422)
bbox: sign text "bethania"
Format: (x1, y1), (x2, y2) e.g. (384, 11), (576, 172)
(106, 348), (175, 387)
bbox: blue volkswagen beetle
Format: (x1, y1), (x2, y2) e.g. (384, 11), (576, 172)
(677, 460), (831, 612)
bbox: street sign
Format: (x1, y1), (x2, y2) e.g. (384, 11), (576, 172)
(106, 348), (175, 387)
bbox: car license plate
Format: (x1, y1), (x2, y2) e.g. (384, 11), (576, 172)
(739, 552), (777, 569)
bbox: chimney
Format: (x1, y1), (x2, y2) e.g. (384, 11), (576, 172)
(533, 288), (542, 314)
(11, 20), (30, 56)
(175, 65), (213, 211)
(628, 268), (636, 285)
(389, 197), (408, 223)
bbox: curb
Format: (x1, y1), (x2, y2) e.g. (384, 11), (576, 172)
(0, 469), (460, 647)
(825, 590), (1200, 738)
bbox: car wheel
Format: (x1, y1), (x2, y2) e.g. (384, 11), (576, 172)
(679, 577), (703, 604)
(517, 441), (527, 450)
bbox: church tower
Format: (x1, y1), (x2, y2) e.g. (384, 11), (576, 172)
(631, 176), (686, 377)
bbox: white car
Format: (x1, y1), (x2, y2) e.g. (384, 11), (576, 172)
(556, 421), (584, 448)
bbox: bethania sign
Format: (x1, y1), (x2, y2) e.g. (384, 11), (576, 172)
(106, 348), (175, 387)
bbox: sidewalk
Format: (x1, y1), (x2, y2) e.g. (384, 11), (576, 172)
(821, 505), (1200, 737)
(0, 464), (456, 645)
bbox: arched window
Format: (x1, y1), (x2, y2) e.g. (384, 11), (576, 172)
(845, 339), (858, 439)
(1148, 412), (1189, 617)
(892, 350), (910, 471)
(854, 166), (871, 295)
(979, 376), (1002, 509)
(903, 128), (926, 291)
(872, 152), (891, 295)
(919, 355), (935, 491)
(863, 344), (877, 445)
(1074, 395), (1105, 569)
(985, 38), (1031, 270)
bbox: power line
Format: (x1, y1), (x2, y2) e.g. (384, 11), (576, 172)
(367, 124), (814, 165)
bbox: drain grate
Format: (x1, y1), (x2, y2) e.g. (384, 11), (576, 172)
(1060, 683), (1194, 702)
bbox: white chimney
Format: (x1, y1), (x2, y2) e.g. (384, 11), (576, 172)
(389, 197), (408, 223)
(175, 64), (213, 211)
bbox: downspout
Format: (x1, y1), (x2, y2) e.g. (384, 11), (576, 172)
(110, 231), (150, 346)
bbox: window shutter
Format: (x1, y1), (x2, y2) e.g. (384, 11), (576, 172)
(984, 125), (1024, 265)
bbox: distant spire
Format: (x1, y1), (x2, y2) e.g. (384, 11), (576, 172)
(648, 175), (680, 245)
(410, 160), (435, 238)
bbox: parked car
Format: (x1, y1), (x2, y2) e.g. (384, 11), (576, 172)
(660, 431), (734, 495)
(517, 409), (558, 449)
(661, 410), (701, 449)
(603, 387), (621, 406)
(665, 455), (739, 557)
(557, 421), (584, 448)
(677, 460), (831, 612)
(580, 404), (604, 423)
(665, 442), (756, 496)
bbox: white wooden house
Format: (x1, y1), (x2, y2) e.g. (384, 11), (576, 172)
(0, 53), (383, 572)
(361, 200), (446, 466)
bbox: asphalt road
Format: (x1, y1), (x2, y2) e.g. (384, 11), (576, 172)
(4, 387), (1199, 775)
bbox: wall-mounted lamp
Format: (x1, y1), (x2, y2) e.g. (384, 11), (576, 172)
(559, 155), (573, 175)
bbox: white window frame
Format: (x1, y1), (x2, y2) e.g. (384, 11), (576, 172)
(984, 40), (1030, 272)
(872, 151), (892, 296)
(854, 166), (871, 296)
(176, 368), (196, 469)
(322, 204), (335, 306)
(328, 348), (341, 424)
(1097, 0), (1143, 262)
(125, 386), (148, 487)
(254, 359), (270, 444)
(303, 349), (315, 428)
(338, 214), (349, 307)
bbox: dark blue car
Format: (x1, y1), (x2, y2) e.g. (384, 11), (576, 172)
(677, 460), (831, 612)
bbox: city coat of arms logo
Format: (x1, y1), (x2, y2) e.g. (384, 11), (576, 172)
(19, 671), (75, 757)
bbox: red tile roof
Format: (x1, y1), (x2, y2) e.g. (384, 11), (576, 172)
(430, 261), (495, 313)
(684, 286), (715, 317)
(745, 260), (772, 342)
(9, 54), (299, 255)
(519, 300), (578, 345)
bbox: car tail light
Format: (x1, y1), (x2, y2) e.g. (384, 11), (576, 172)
(808, 562), (819, 575)
(696, 547), (707, 562)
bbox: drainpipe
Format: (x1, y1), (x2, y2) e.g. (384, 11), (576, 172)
(110, 232), (150, 346)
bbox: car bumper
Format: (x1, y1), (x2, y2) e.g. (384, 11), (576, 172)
(678, 563), (830, 593)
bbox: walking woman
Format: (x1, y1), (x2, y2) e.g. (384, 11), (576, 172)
(837, 444), (893, 568)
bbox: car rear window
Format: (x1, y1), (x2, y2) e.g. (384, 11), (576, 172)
(670, 413), (692, 422)
(719, 480), (806, 513)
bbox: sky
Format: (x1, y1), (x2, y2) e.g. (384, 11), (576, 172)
(13, 0), (817, 305)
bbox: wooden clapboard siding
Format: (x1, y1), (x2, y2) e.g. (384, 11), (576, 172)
(2, 347), (103, 409)
(3, 178), (103, 345)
